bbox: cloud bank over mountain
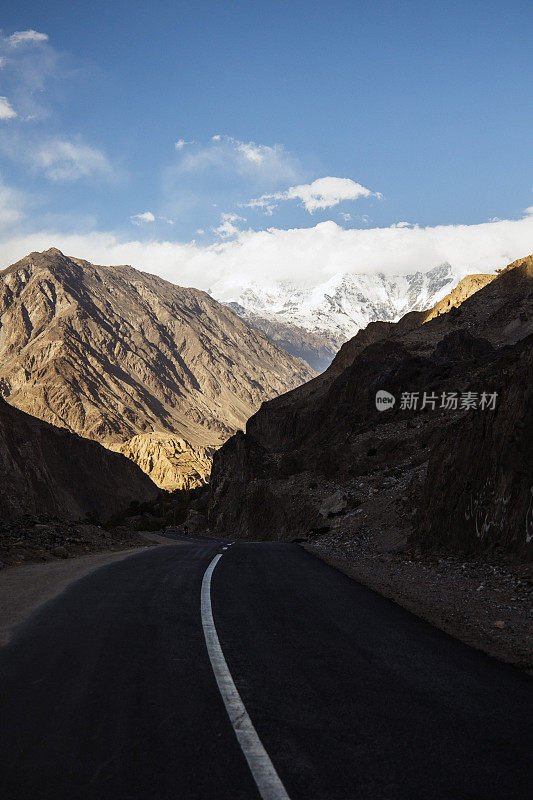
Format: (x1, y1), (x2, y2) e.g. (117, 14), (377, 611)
(2, 208), (533, 292)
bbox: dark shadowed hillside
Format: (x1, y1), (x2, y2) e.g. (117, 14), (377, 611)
(0, 395), (157, 522)
(209, 255), (533, 559)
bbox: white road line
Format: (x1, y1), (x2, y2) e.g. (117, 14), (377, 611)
(201, 551), (291, 800)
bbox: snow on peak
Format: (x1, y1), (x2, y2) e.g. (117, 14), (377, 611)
(212, 263), (464, 343)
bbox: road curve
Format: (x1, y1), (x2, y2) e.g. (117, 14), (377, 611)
(0, 540), (531, 799)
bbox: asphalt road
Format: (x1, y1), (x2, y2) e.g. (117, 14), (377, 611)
(0, 540), (531, 800)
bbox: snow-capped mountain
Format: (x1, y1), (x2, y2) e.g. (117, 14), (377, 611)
(210, 264), (467, 371)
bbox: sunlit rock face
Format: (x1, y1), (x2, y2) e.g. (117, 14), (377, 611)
(109, 433), (214, 491)
(0, 248), (315, 489)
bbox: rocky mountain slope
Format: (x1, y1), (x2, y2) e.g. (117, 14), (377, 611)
(417, 331), (533, 553)
(208, 254), (533, 560)
(0, 395), (157, 522)
(211, 264), (465, 370)
(0, 248), (314, 489)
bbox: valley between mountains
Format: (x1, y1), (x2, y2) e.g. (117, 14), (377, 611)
(0, 248), (532, 672)
(1, 246), (532, 800)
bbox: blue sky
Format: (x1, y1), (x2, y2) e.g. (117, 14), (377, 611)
(1, 0), (532, 288)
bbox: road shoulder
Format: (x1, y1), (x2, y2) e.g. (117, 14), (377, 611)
(304, 541), (533, 674)
(0, 533), (179, 645)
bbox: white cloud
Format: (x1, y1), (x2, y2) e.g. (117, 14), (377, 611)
(0, 34), (116, 184)
(0, 178), (26, 227)
(0, 30), (60, 120)
(130, 211), (156, 225)
(31, 138), (113, 181)
(234, 140), (270, 164)
(130, 212), (175, 225)
(0, 96), (17, 119)
(174, 139), (194, 150)
(2, 210), (533, 295)
(289, 177), (378, 212)
(213, 212), (245, 238)
(248, 176), (380, 214)
(173, 135), (300, 184)
(8, 30), (49, 47)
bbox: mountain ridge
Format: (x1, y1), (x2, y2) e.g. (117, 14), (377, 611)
(211, 263), (469, 370)
(208, 253), (533, 559)
(0, 248), (314, 488)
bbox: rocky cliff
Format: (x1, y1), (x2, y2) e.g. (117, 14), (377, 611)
(109, 433), (213, 491)
(0, 395), (157, 521)
(0, 248), (314, 488)
(209, 255), (533, 559)
(417, 332), (533, 553)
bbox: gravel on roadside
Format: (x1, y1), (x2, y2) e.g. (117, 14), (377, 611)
(305, 537), (533, 674)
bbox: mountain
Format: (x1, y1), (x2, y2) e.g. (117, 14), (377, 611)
(208, 254), (533, 559)
(0, 395), (157, 522)
(0, 248), (314, 489)
(210, 264), (465, 371)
